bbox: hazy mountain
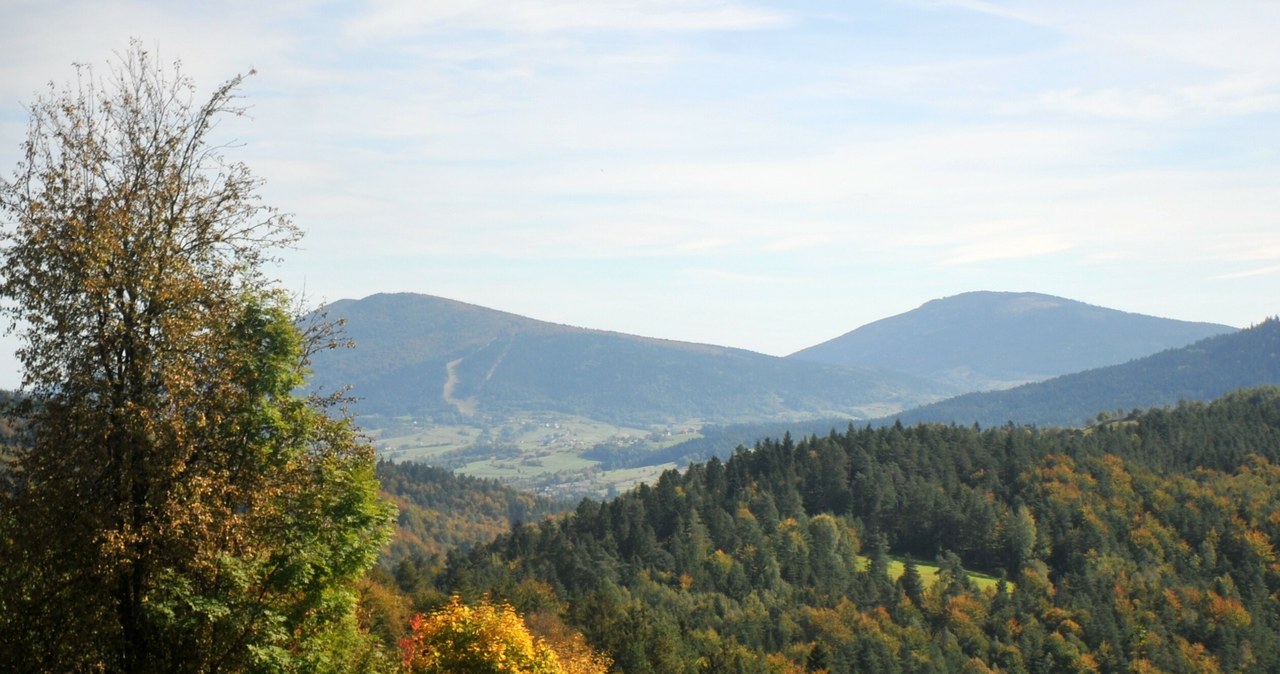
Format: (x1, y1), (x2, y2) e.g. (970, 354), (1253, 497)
(789, 291), (1235, 392)
(886, 316), (1280, 428)
(306, 293), (948, 425)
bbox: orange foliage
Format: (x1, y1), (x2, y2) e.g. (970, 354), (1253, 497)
(1206, 593), (1251, 629)
(765, 652), (809, 674)
(946, 594), (987, 626)
(1175, 637), (1222, 674)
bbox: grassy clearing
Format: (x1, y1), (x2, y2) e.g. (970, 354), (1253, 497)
(860, 556), (1007, 593)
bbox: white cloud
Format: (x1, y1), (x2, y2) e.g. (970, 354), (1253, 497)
(684, 267), (782, 285)
(345, 0), (788, 41)
(917, 1), (1280, 123)
(938, 231), (1072, 266)
(1030, 88), (1183, 121)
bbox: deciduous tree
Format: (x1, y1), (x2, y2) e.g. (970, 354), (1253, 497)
(400, 597), (567, 674)
(0, 43), (393, 672)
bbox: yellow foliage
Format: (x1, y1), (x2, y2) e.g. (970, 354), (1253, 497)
(401, 596), (560, 674)
(765, 652), (809, 674)
(1129, 658), (1163, 674)
(961, 657), (998, 674)
(1241, 528), (1277, 564)
(802, 606), (854, 643)
(525, 610), (613, 674)
(401, 596), (610, 674)
(358, 575), (415, 645)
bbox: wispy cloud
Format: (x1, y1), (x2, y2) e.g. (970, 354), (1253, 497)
(345, 0), (788, 41)
(684, 267), (783, 285)
(1218, 265), (1280, 280)
(938, 233), (1073, 266)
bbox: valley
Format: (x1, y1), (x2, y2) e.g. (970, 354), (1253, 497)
(368, 411), (701, 496)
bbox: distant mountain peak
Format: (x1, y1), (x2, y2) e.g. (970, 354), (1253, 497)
(790, 291), (1235, 393)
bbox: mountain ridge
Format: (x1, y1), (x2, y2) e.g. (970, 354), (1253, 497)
(304, 291), (1253, 436)
(883, 316), (1280, 428)
(789, 291), (1235, 392)
(306, 292), (947, 425)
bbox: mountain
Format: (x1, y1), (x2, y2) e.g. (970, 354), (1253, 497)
(789, 291), (1235, 392)
(886, 316), (1280, 428)
(306, 293), (948, 425)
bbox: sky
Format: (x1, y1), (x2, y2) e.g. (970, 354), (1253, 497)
(1, 0), (1279, 389)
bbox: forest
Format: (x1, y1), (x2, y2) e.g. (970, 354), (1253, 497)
(370, 386), (1280, 673)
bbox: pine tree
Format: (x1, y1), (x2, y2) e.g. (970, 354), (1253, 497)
(899, 561), (926, 607)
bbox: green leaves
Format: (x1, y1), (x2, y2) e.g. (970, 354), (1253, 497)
(0, 44), (393, 673)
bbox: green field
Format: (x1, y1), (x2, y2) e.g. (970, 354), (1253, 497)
(361, 412), (701, 497)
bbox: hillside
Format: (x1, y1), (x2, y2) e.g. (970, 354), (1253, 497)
(377, 461), (569, 563)
(789, 291), (1235, 392)
(394, 387), (1280, 673)
(307, 293), (947, 426)
(888, 316), (1280, 428)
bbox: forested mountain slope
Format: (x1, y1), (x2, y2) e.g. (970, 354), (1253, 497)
(307, 293), (946, 425)
(790, 291), (1234, 392)
(889, 316), (1280, 428)
(377, 461), (569, 562)
(384, 387), (1280, 673)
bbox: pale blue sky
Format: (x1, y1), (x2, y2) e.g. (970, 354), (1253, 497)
(2, 0), (1279, 389)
